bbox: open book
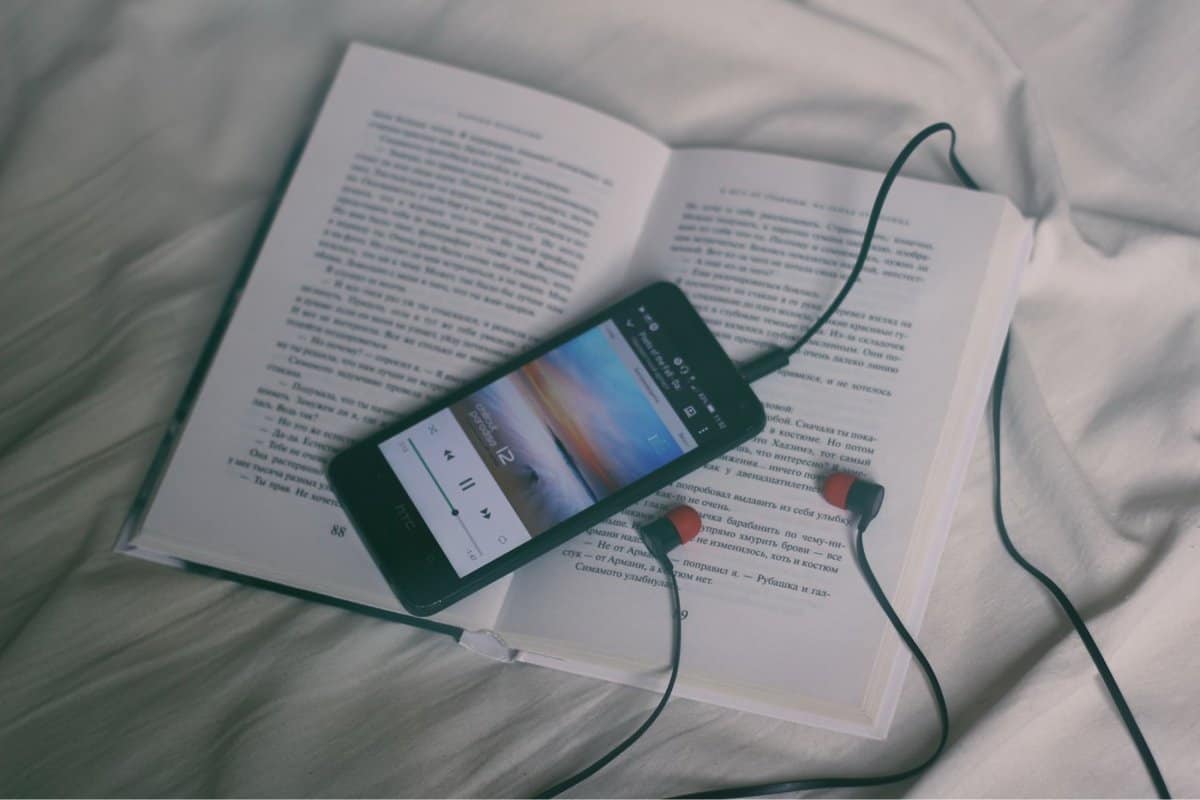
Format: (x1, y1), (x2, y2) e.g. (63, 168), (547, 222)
(118, 43), (1031, 737)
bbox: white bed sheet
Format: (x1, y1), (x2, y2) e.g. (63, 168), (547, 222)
(1, 1), (1197, 796)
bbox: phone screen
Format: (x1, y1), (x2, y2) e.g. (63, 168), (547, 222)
(376, 305), (731, 577)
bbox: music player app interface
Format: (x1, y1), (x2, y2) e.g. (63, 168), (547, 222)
(378, 308), (729, 577)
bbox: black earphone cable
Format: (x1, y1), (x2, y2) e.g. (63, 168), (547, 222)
(989, 337), (1170, 799)
(675, 513), (949, 799)
(678, 339), (1171, 800)
(535, 542), (683, 799)
(536, 123), (1169, 798)
(738, 122), (974, 384)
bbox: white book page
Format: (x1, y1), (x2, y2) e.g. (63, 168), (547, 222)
(132, 45), (670, 631)
(495, 148), (1013, 726)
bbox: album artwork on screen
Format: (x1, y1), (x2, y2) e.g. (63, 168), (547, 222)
(119, 43), (1031, 736)
(379, 317), (696, 576)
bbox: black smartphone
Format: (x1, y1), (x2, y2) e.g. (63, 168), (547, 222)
(328, 281), (765, 615)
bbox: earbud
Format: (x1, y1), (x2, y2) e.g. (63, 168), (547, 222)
(822, 472), (886, 529)
(639, 505), (702, 555)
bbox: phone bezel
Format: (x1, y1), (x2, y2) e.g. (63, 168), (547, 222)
(327, 281), (765, 616)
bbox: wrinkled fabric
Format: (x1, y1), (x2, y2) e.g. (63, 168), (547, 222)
(1, 1), (1197, 796)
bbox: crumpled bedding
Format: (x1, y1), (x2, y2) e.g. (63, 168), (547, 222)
(1, 1), (1197, 796)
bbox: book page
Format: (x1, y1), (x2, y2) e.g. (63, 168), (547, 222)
(131, 45), (670, 630)
(494, 148), (1016, 727)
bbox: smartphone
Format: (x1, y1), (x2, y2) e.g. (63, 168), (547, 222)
(328, 281), (765, 615)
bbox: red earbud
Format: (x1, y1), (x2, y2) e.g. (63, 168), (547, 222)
(822, 472), (886, 527)
(640, 505), (702, 554)
(821, 472), (856, 510)
(665, 506), (702, 544)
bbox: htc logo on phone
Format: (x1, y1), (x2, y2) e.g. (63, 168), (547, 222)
(392, 502), (419, 531)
